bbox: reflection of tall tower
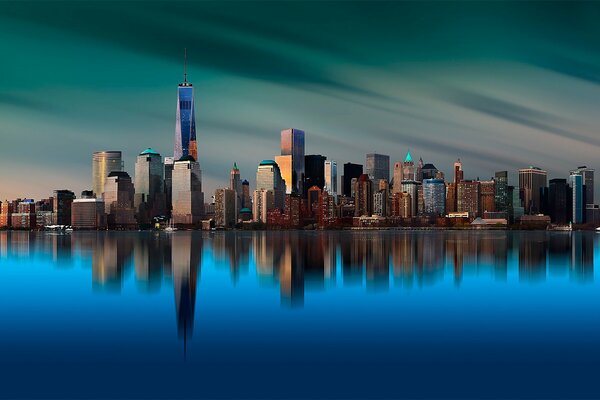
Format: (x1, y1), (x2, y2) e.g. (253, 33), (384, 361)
(174, 49), (197, 160)
(279, 235), (305, 307)
(172, 232), (201, 357)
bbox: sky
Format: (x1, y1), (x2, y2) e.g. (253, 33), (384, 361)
(1, 1), (600, 201)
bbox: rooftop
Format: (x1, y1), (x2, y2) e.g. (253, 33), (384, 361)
(140, 148), (160, 156)
(107, 171), (130, 178)
(260, 160), (277, 166)
(177, 155), (196, 162)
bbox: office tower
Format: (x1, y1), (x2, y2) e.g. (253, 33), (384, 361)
(423, 179), (446, 216)
(229, 162), (243, 205)
(478, 180), (496, 216)
(446, 183), (457, 213)
(11, 200), (36, 229)
(354, 174), (373, 217)
(253, 189), (275, 223)
(307, 186), (321, 218)
(304, 155), (326, 197)
(172, 155), (204, 225)
(494, 171), (509, 212)
(421, 163), (439, 180)
(318, 191), (336, 224)
(569, 173), (584, 224)
(52, 190), (75, 226)
(366, 153), (390, 183)
(519, 166), (547, 214)
(401, 180), (419, 218)
(402, 151), (415, 181)
(134, 148), (166, 224)
(342, 163), (363, 197)
(416, 157), (424, 182)
(392, 162), (403, 194)
(392, 192), (412, 218)
(71, 198), (106, 229)
(164, 157), (175, 215)
(508, 185), (524, 222)
(214, 188), (237, 228)
(256, 160), (286, 210)
(278, 128), (305, 194)
(242, 179), (251, 209)
(457, 180), (479, 218)
(92, 151), (123, 198)
(453, 158), (464, 184)
(103, 171), (136, 228)
(283, 194), (303, 227)
(174, 50), (197, 160)
(373, 179), (389, 217)
(570, 166), (594, 206)
(548, 178), (568, 224)
(324, 160), (337, 197)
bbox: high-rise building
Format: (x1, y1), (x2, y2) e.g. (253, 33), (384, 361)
(256, 160), (286, 210)
(174, 50), (197, 160)
(366, 153), (390, 183)
(548, 178), (568, 224)
(569, 173), (584, 224)
(172, 155), (204, 225)
(401, 180), (420, 218)
(421, 163), (438, 180)
(457, 180), (479, 218)
(242, 179), (251, 209)
(392, 162), (403, 194)
(446, 182), (457, 213)
(453, 158), (464, 184)
(52, 190), (75, 226)
(416, 157), (424, 182)
(92, 151), (123, 198)
(519, 166), (547, 214)
(392, 192), (412, 218)
(252, 189), (274, 224)
(103, 171), (136, 228)
(342, 163), (363, 197)
(71, 198), (106, 229)
(229, 162), (243, 219)
(494, 171), (509, 212)
(164, 157), (175, 215)
(354, 174), (373, 217)
(304, 155), (326, 197)
(478, 180), (496, 216)
(214, 188), (237, 228)
(402, 151), (415, 181)
(278, 128), (305, 194)
(324, 160), (337, 198)
(509, 185), (524, 222)
(134, 148), (166, 224)
(570, 166), (594, 206)
(373, 189), (388, 217)
(423, 179), (446, 216)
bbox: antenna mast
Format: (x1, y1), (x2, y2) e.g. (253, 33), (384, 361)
(184, 48), (187, 84)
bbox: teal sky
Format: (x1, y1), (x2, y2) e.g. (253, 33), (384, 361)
(2, 1), (600, 200)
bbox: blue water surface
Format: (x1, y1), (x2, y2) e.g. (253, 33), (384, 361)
(0, 230), (598, 399)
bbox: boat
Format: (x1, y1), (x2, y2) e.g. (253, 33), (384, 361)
(550, 222), (572, 232)
(596, 226), (600, 232)
(165, 219), (177, 232)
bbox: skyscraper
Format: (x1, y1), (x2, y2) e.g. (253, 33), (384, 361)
(256, 160), (286, 210)
(392, 162), (403, 194)
(402, 151), (415, 181)
(401, 180), (420, 217)
(342, 162), (363, 197)
(230, 162), (243, 216)
(214, 188), (237, 228)
(423, 179), (446, 216)
(134, 148), (166, 223)
(457, 180), (479, 218)
(174, 49), (197, 160)
(453, 158), (464, 184)
(478, 180), (496, 216)
(421, 163), (439, 180)
(304, 155), (326, 197)
(519, 166), (547, 214)
(103, 171), (136, 228)
(324, 160), (337, 197)
(354, 174), (373, 217)
(494, 171), (509, 212)
(52, 190), (75, 226)
(366, 153), (390, 183)
(570, 166), (594, 206)
(548, 178), (568, 224)
(278, 128), (305, 194)
(172, 155), (204, 225)
(569, 173), (584, 224)
(92, 151), (123, 198)
(164, 157), (175, 215)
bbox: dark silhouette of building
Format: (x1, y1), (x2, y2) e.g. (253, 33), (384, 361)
(342, 163), (363, 197)
(304, 155), (326, 197)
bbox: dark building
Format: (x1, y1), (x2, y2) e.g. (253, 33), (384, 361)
(548, 178), (568, 224)
(304, 155), (326, 198)
(53, 189), (76, 225)
(342, 163), (363, 197)
(421, 163), (438, 180)
(494, 171), (509, 212)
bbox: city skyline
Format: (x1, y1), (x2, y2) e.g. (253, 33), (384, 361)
(2, 2), (600, 200)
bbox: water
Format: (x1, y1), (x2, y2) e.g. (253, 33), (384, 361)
(0, 230), (598, 399)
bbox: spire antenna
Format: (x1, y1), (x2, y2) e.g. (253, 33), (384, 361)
(184, 48), (187, 84)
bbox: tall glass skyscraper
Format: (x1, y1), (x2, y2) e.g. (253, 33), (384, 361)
(423, 178), (446, 216)
(278, 128), (305, 195)
(174, 50), (197, 161)
(324, 160), (337, 197)
(92, 151), (123, 198)
(569, 173), (583, 224)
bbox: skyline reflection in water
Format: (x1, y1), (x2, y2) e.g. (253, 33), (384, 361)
(0, 230), (598, 399)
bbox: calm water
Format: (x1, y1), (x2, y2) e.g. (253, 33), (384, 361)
(0, 230), (599, 399)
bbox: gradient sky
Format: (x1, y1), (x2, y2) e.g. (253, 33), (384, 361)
(1, 1), (600, 200)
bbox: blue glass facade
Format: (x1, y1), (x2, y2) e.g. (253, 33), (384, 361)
(174, 85), (196, 160)
(570, 173), (583, 224)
